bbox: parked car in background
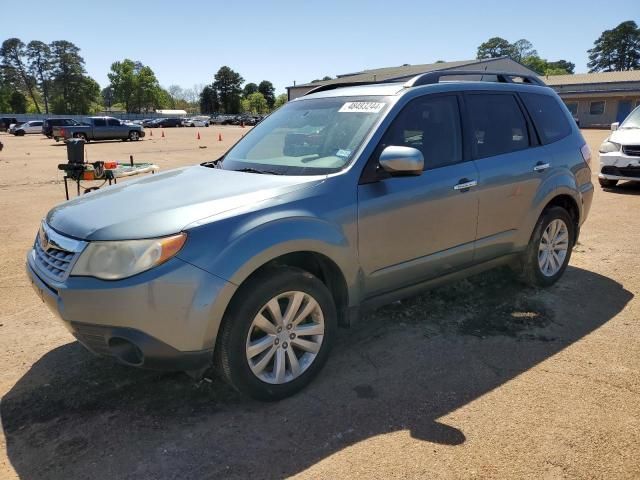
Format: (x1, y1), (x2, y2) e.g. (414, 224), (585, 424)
(13, 120), (44, 136)
(211, 115), (234, 125)
(42, 118), (82, 139)
(26, 71), (593, 401)
(8, 122), (24, 134)
(0, 117), (18, 132)
(598, 105), (640, 188)
(153, 118), (184, 128)
(52, 116), (145, 142)
(183, 117), (210, 127)
(142, 119), (159, 128)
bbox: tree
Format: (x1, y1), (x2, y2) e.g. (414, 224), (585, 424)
(213, 66), (243, 113)
(243, 82), (258, 97)
(26, 40), (52, 113)
(108, 59), (163, 112)
(274, 93), (287, 109)
(588, 20), (640, 72)
(245, 92), (268, 114)
(1, 38), (40, 113)
(199, 85), (219, 114)
(258, 80), (275, 109)
(511, 39), (537, 62)
(321, 76), (332, 81)
(9, 91), (27, 113)
(547, 60), (575, 74)
(49, 40), (98, 114)
(476, 37), (515, 59)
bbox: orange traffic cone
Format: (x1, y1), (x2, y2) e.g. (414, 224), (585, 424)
(161, 128), (165, 138)
(197, 131), (201, 140)
(218, 133), (222, 142)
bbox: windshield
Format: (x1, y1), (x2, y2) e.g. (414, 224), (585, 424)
(620, 106), (640, 129)
(221, 97), (389, 175)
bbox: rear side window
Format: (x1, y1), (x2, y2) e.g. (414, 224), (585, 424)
(381, 95), (462, 170)
(521, 93), (572, 144)
(93, 119), (106, 127)
(466, 94), (529, 159)
(107, 118), (121, 126)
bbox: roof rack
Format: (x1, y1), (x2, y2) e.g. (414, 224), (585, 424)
(401, 70), (547, 87)
(302, 70), (546, 96)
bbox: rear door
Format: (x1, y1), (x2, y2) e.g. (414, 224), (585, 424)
(358, 94), (479, 297)
(465, 92), (545, 262)
(92, 118), (107, 139)
(106, 118), (126, 139)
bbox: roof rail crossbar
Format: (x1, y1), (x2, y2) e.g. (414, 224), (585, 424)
(402, 70), (547, 87)
(302, 80), (387, 96)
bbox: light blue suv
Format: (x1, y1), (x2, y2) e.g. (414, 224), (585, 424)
(27, 71), (593, 400)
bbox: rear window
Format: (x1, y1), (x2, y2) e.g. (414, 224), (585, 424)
(521, 93), (572, 144)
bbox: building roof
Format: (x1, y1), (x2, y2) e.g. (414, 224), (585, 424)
(544, 70), (640, 86)
(291, 58), (513, 89)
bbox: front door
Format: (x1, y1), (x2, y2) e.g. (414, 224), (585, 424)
(617, 100), (632, 124)
(358, 94), (479, 297)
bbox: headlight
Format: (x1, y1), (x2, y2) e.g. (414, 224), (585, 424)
(71, 233), (187, 280)
(599, 140), (621, 154)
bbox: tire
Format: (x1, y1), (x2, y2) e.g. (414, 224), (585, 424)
(599, 178), (618, 188)
(521, 206), (575, 287)
(74, 132), (88, 142)
(216, 267), (337, 401)
(15, 130), (25, 136)
(128, 130), (140, 141)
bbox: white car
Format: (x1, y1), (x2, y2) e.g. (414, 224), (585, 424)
(598, 106), (640, 188)
(182, 117), (209, 127)
(13, 120), (44, 136)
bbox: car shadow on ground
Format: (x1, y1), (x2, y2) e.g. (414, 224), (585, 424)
(1, 266), (632, 479)
(602, 181), (640, 195)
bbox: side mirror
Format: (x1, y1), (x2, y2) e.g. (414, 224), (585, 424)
(379, 146), (424, 176)
(611, 122), (619, 131)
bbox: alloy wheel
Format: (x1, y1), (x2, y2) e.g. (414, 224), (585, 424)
(538, 219), (569, 277)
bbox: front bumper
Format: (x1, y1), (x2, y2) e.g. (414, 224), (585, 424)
(26, 252), (236, 371)
(599, 152), (640, 182)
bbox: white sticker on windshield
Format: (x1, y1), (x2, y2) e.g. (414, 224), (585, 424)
(339, 102), (385, 113)
(336, 149), (351, 158)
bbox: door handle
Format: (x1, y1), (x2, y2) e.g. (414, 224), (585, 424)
(533, 162), (550, 172)
(453, 179), (478, 191)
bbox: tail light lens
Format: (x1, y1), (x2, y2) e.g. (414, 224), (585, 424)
(580, 144), (592, 167)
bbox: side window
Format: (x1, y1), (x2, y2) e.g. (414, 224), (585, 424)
(466, 93), (529, 159)
(521, 93), (572, 144)
(93, 119), (106, 127)
(107, 118), (121, 126)
(381, 95), (462, 170)
(589, 101), (605, 115)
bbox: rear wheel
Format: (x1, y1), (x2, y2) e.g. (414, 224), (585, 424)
(599, 178), (618, 188)
(521, 206), (575, 287)
(216, 267), (336, 401)
(74, 132), (88, 142)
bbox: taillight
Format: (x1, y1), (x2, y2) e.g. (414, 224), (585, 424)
(60, 128), (65, 136)
(580, 144), (591, 167)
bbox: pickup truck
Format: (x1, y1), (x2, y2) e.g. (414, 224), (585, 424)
(53, 117), (145, 142)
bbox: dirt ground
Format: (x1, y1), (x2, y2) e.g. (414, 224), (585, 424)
(0, 127), (638, 479)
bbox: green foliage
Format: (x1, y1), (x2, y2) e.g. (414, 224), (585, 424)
(258, 80), (275, 109)
(243, 82), (258, 97)
(274, 93), (287, 109)
(199, 85), (219, 114)
(588, 20), (640, 72)
(547, 60), (575, 74)
(213, 66), (244, 113)
(522, 55), (573, 76)
(9, 91), (27, 113)
(244, 92), (268, 114)
(1, 38), (41, 113)
(108, 59), (164, 113)
(476, 37), (515, 59)
(511, 39), (537, 62)
(49, 40), (100, 114)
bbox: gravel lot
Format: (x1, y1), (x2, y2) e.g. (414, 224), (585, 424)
(0, 127), (638, 479)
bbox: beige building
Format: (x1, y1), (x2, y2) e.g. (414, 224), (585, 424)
(287, 59), (640, 128)
(545, 71), (640, 128)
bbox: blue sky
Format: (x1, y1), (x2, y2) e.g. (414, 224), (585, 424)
(3, 0), (638, 95)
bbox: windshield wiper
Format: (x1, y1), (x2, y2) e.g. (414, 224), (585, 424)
(233, 167), (282, 175)
(201, 157), (224, 168)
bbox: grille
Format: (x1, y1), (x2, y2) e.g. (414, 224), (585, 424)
(617, 167), (640, 178)
(33, 239), (77, 281)
(622, 145), (640, 157)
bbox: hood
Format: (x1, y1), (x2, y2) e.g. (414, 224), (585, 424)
(609, 128), (640, 145)
(47, 166), (324, 240)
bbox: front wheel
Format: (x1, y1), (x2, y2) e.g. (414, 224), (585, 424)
(599, 178), (618, 188)
(128, 131), (140, 141)
(521, 206), (575, 287)
(216, 267), (337, 401)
